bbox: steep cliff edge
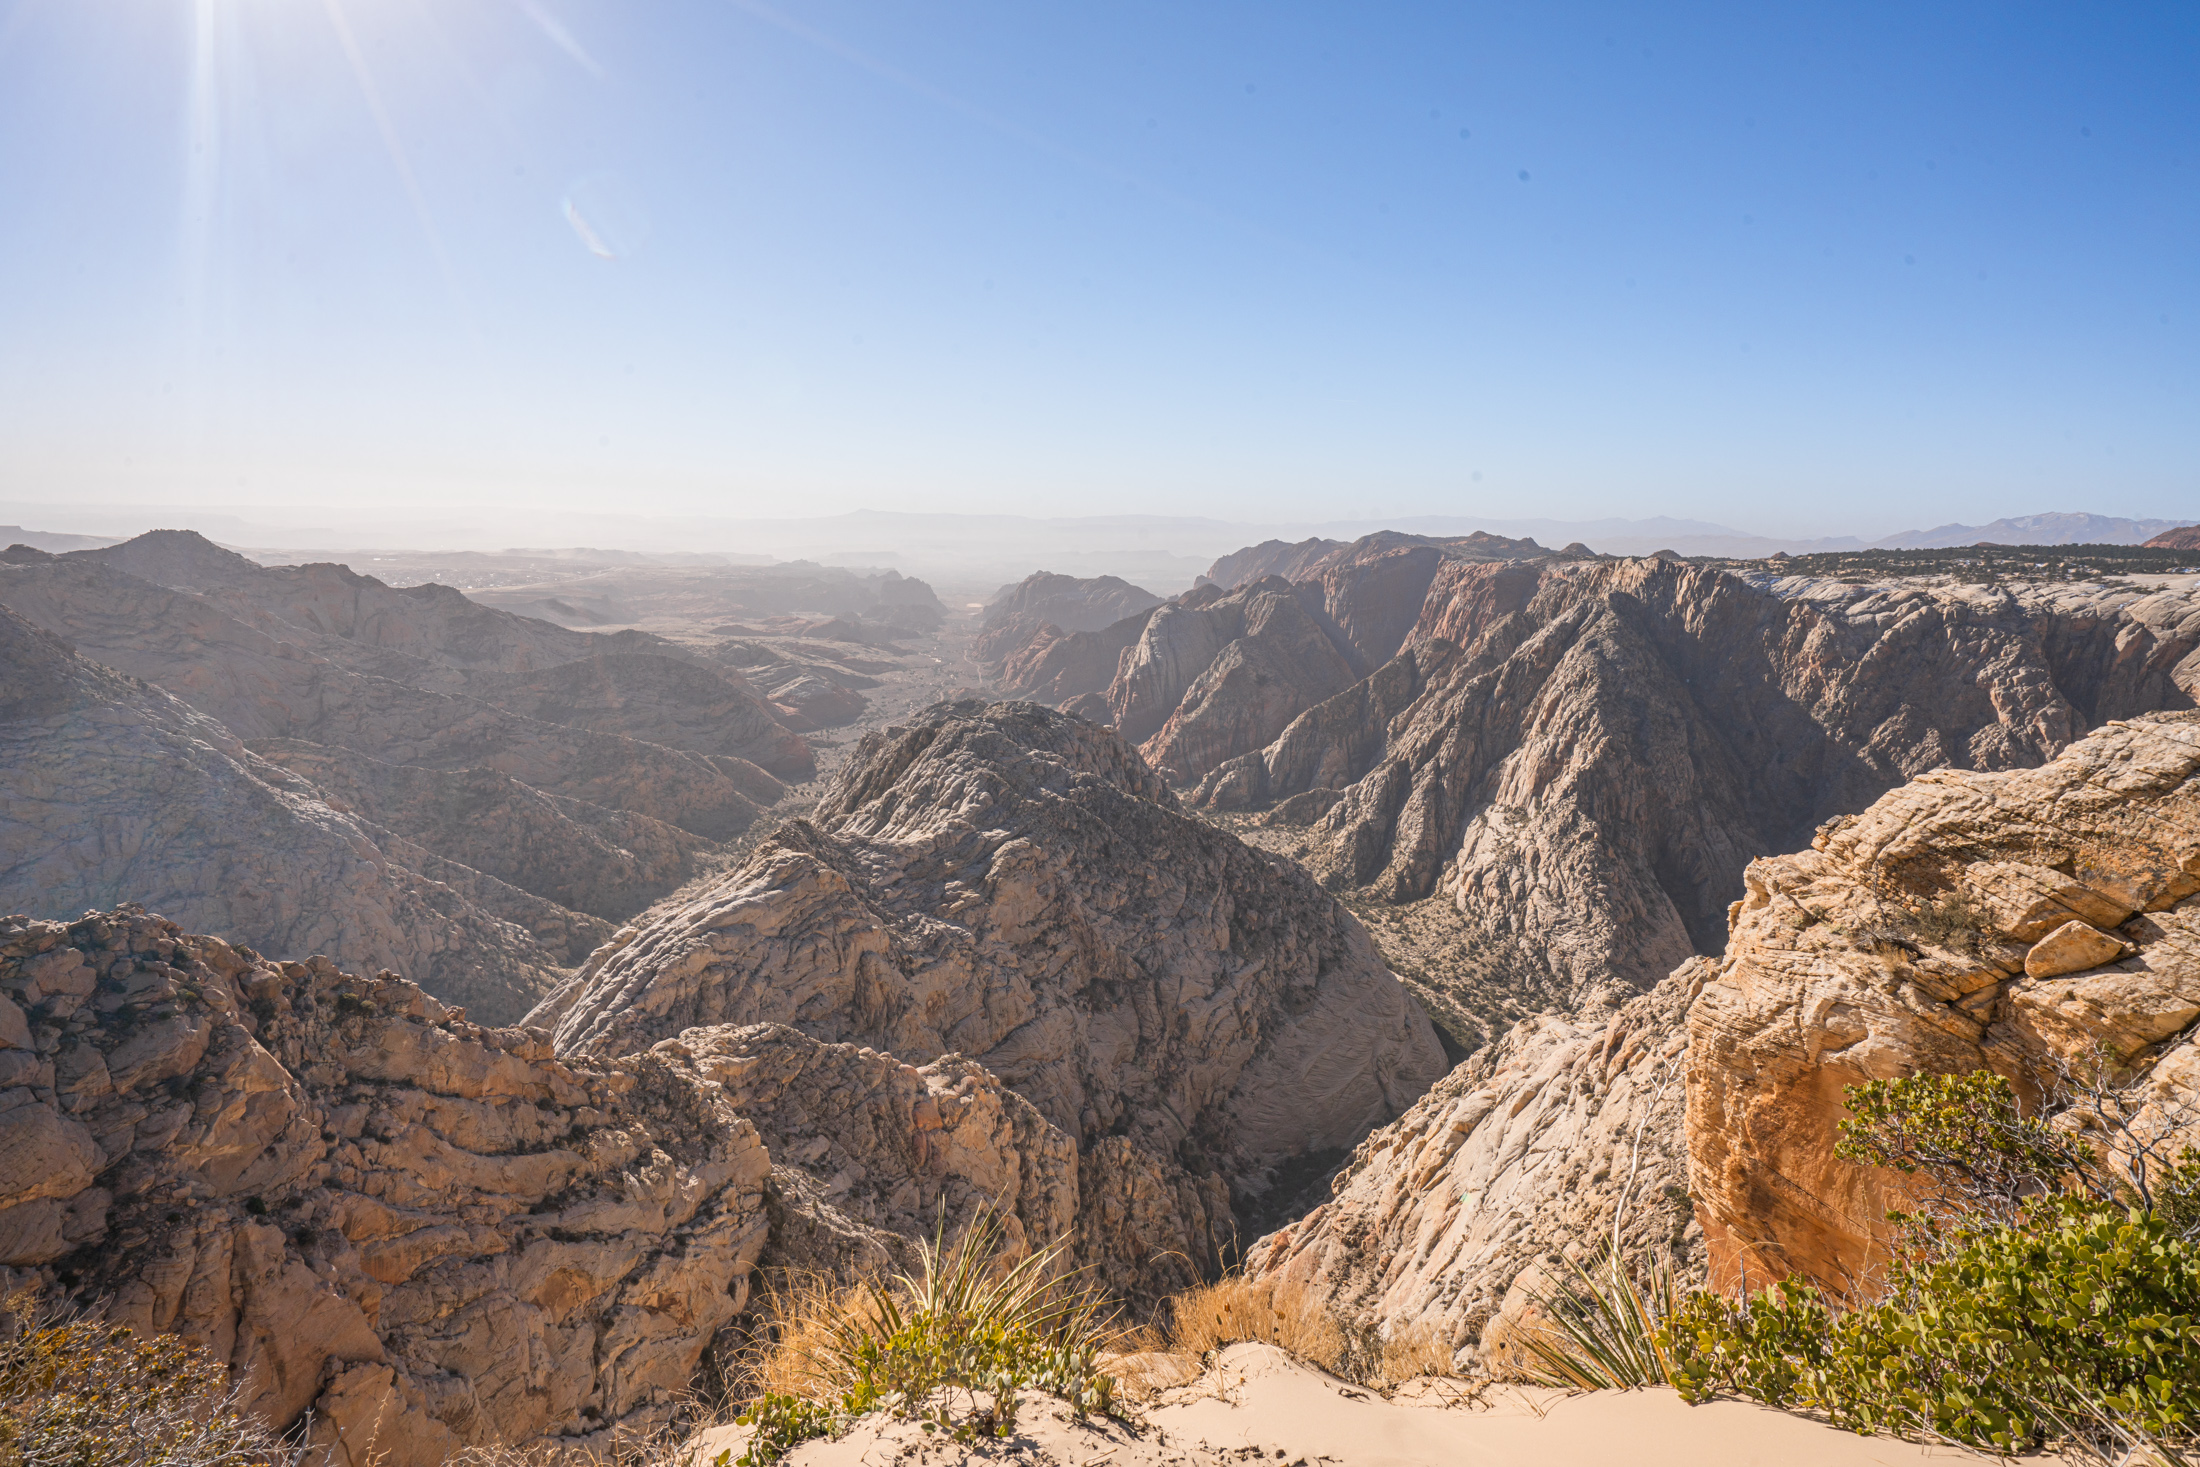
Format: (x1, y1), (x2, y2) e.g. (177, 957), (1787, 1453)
(1687, 710), (2200, 1288)
(0, 907), (1071, 1466)
(531, 701), (1449, 1296)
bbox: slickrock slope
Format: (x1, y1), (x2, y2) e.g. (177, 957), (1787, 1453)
(994, 611), (1155, 704)
(1108, 578), (1365, 784)
(1248, 968), (1701, 1358)
(1687, 711), (2200, 1288)
(1203, 559), (2200, 1012)
(460, 653), (815, 780)
(532, 702), (1449, 1296)
(0, 907), (1072, 1466)
(0, 606), (564, 1021)
(973, 573), (1164, 663)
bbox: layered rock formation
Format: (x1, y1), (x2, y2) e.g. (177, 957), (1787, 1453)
(973, 573), (1164, 664)
(0, 553), (782, 838)
(1687, 711), (2200, 1288)
(1201, 530), (1549, 594)
(1107, 578), (1364, 785)
(0, 907), (1071, 1466)
(0, 605), (566, 1021)
(2146, 526), (2200, 550)
(1201, 559), (2200, 1012)
(531, 701), (1449, 1295)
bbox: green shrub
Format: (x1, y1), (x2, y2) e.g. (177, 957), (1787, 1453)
(1515, 1251), (1682, 1391)
(1652, 1070), (2200, 1452)
(1660, 1197), (2200, 1449)
(732, 1209), (1115, 1466)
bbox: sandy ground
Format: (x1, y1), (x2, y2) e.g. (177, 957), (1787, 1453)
(682, 1344), (2022, 1467)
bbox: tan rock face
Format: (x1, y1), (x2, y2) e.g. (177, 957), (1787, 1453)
(534, 701), (1449, 1298)
(0, 906), (1069, 1465)
(1248, 968), (1703, 1358)
(972, 574), (1164, 665)
(2024, 919), (2131, 978)
(1686, 713), (2200, 1290)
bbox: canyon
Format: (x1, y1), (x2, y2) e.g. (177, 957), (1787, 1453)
(2, 523), (2198, 1463)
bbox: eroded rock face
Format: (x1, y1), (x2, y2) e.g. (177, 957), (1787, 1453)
(1248, 967), (1702, 1359)
(1687, 712), (2200, 1289)
(1209, 559), (2200, 1012)
(973, 574), (1165, 665)
(1108, 580), (1365, 785)
(533, 701), (1449, 1296)
(0, 907), (1069, 1466)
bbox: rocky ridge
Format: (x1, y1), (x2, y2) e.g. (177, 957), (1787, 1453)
(0, 906), (1073, 1467)
(1200, 559), (2200, 1025)
(530, 701), (1449, 1297)
(0, 604), (569, 1020)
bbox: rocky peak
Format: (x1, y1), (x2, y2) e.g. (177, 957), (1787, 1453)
(530, 700), (1448, 1297)
(67, 528), (262, 591)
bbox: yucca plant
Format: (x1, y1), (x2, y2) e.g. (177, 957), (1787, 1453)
(1512, 1250), (1681, 1392)
(734, 1206), (1117, 1465)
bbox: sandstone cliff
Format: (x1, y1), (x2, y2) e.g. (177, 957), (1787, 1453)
(1108, 578), (1364, 785)
(1201, 530), (1549, 594)
(0, 605), (567, 1021)
(0, 907), (1071, 1466)
(973, 573), (1164, 664)
(1687, 711), (2200, 1288)
(531, 701), (1449, 1296)
(1201, 560), (2200, 1016)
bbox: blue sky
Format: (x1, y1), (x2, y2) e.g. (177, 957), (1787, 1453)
(0, 0), (2192, 538)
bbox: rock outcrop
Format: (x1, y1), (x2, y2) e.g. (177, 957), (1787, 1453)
(1201, 531), (1549, 595)
(2145, 526), (2200, 551)
(1687, 711), (2200, 1289)
(531, 701), (1449, 1296)
(0, 907), (1072, 1466)
(0, 604), (567, 1021)
(974, 573), (1164, 664)
(993, 612), (1157, 705)
(1248, 968), (1701, 1360)
(1108, 579), (1364, 784)
(1202, 559), (2200, 1012)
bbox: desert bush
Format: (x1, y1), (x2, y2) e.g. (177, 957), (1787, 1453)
(730, 1208), (1115, 1465)
(1157, 1273), (1456, 1388)
(1652, 1070), (2200, 1453)
(0, 1291), (302, 1467)
(1661, 1197), (2200, 1449)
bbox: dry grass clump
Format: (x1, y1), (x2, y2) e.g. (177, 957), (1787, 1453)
(1166, 1276), (1345, 1369)
(1155, 1274), (1458, 1391)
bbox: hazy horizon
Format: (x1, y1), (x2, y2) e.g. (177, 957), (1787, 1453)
(2, 3), (2193, 533)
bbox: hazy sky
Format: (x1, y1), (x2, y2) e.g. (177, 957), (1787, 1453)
(0, 1), (2192, 538)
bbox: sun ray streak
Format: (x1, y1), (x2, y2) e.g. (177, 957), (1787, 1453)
(320, 0), (477, 338)
(509, 0), (601, 77)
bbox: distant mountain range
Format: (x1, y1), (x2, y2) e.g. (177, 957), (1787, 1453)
(1872, 512), (2195, 549)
